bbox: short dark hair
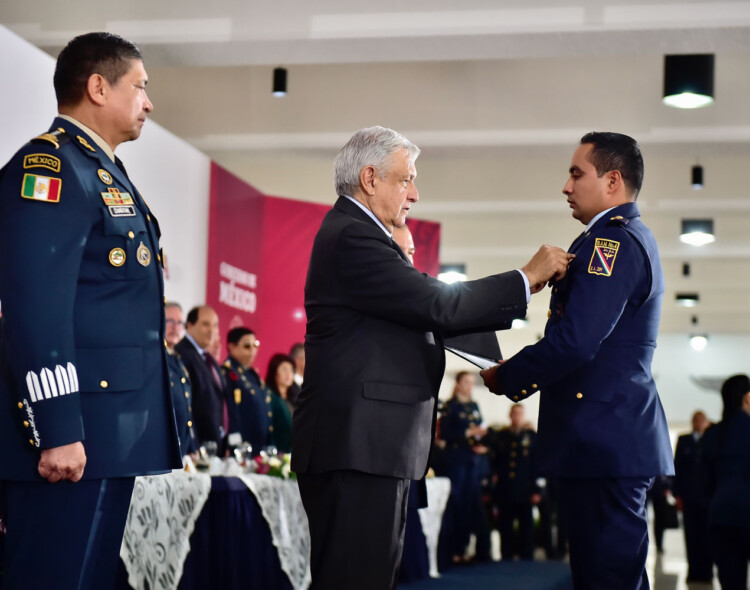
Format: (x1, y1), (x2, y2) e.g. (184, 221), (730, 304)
(720, 374), (750, 420)
(227, 326), (254, 346)
(54, 32), (143, 108)
(580, 132), (644, 199)
(185, 305), (214, 327)
(289, 342), (304, 358)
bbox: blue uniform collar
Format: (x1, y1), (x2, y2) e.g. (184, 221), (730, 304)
(587, 201), (640, 234)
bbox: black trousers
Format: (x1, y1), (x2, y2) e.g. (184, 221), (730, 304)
(682, 502), (714, 581)
(711, 525), (750, 590)
(298, 471), (410, 590)
(498, 500), (535, 560)
(559, 477), (653, 590)
(0, 477), (135, 590)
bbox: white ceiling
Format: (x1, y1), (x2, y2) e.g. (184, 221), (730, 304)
(2, 0), (749, 338)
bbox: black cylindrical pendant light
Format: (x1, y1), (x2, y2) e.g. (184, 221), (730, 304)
(272, 67), (287, 97)
(691, 165), (703, 189)
(663, 54), (714, 109)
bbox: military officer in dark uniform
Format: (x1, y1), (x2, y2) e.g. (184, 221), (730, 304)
(165, 302), (198, 458)
(482, 132), (673, 589)
(439, 371), (491, 563)
(489, 404), (541, 561)
(221, 327), (272, 455)
(0, 32), (181, 589)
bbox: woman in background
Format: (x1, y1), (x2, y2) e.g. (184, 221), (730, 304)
(699, 374), (750, 589)
(265, 353), (296, 454)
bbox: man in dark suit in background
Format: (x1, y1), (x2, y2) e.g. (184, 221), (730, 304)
(0, 32), (181, 588)
(176, 305), (240, 452)
(482, 132), (674, 589)
(674, 410), (713, 583)
(291, 125), (572, 589)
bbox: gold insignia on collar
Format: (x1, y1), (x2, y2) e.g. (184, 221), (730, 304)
(136, 241), (151, 267)
(98, 169), (113, 185)
(109, 247), (126, 267)
(76, 135), (96, 152)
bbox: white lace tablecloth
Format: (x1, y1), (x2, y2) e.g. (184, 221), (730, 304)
(419, 477), (451, 578)
(238, 474), (311, 590)
(120, 471), (212, 590)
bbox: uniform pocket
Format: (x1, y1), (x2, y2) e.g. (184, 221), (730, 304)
(76, 346), (145, 392)
(362, 380), (430, 405)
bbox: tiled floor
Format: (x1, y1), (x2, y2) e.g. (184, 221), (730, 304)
(647, 526), (718, 590)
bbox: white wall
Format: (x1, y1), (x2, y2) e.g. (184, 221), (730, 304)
(0, 25), (209, 309)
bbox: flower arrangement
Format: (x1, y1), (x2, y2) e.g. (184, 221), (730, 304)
(253, 452), (295, 480)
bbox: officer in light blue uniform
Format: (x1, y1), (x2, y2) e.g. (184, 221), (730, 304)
(0, 33), (181, 589)
(482, 132), (673, 590)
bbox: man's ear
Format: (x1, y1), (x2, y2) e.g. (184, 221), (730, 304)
(86, 73), (108, 106)
(605, 169), (623, 195)
(360, 166), (377, 196)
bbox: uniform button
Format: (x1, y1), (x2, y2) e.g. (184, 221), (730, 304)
(163, 296), (167, 304)
(510, 461), (516, 467)
(147, 214), (151, 222)
(511, 452), (517, 458)
(547, 310), (552, 318)
(29, 439), (35, 446)
(513, 396), (519, 401)
(521, 389), (527, 395)
(17, 402), (23, 409)
(269, 426), (274, 432)
(509, 472), (516, 478)
(164, 339), (168, 348)
(23, 421), (29, 427)
(157, 254), (161, 263)
(553, 288), (558, 294)
(532, 384), (538, 389)
(128, 231), (135, 239)
(512, 442), (518, 448)
(184, 392), (189, 398)
(181, 377), (186, 384)
(576, 392), (583, 399)
(187, 420), (193, 427)
(100, 380), (109, 388)
(267, 411), (272, 417)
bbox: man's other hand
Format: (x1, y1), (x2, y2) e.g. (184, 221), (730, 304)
(480, 364), (502, 395)
(38, 441), (86, 483)
(522, 245), (574, 293)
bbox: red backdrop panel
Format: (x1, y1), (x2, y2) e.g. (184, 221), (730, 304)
(207, 163), (441, 372)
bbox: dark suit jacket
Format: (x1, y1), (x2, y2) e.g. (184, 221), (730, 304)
(175, 338), (227, 447)
(495, 202), (673, 479)
(0, 117), (181, 480)
(291, 196), (527, 480)
(674, 432), (705, 505)
(699, 412), (750, 528)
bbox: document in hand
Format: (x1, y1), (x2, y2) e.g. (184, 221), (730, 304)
(445, 346), (500, 370)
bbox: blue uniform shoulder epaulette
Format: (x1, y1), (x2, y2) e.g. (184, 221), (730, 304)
(30, 127), (71, 150)
(607, 215), (630, 227)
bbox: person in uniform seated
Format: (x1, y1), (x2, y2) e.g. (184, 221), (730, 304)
(698, 374), (750, 590)
(0, 32), (181, 588)
(165, 301), (198, 459)
(221, 327), (272, 456)
(265, 353), (296, 454)
(439, 371), (492, 564)
(488, 403), (541, 561)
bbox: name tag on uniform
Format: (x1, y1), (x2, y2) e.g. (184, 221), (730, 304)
(108, 205), (136, 217)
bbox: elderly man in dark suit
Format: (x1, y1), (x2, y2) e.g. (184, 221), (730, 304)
(482, 132), (674, 589)
(0, 32), (181, 588)
(291, 125), (572, 589)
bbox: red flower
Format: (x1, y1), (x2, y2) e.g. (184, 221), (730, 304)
(228, 371), (239, 382)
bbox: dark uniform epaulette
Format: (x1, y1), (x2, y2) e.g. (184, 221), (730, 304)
(607, 215), (629, 226)
(30, 127), (70, 150)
